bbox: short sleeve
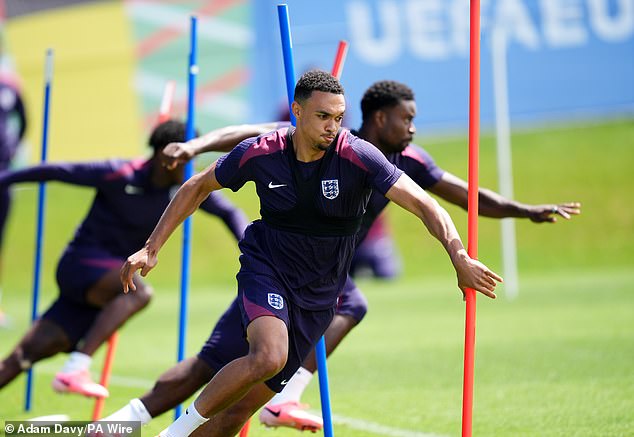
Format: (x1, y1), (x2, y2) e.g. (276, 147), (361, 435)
(214, 137), (257, 192)
(348, 136), (403, 195)
(402, 145), (445, 189)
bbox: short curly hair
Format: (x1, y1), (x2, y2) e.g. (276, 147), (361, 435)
(148, 120), (199, 153)
(294, 69), (344, 103)
(360, 80), (415, 122)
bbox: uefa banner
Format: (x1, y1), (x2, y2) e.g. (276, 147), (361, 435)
(251, 0), (634, 132)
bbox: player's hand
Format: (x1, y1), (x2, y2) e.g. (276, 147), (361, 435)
(453, 250), (503, 299)
(120, 247), (158, 293)
(160, 142), (195, 170)
(527, 202), (581, 223)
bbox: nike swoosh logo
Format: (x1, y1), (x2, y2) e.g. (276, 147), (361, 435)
(264, 407), (281, 418)
(268, 182), (287, 189)
(280, 379), (289, 385)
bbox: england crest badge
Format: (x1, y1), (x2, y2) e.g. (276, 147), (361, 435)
(321, 179), (339, 199)
(267, 293), (284, 310)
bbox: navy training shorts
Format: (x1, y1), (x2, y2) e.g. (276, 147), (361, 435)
(198, 272), (334, 393)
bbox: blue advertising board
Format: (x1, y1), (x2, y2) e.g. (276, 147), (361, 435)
(251, 0), (634, 132)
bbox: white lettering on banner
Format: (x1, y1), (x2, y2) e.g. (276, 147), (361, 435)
(589, 0), (634, 41)
(346, 0), (634, 64)
(495, 0), (541, 49)
(407, 0), (451, 59)
(541, 0), (588, 47)
(347, 0), (401, 65)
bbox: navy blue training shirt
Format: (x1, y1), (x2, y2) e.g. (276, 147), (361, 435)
(215, 127), (403, 309)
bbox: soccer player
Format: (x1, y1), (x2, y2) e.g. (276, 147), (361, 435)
(0, 120), (248, 399)
(119, 70), (501, 437)
(0, 73), (27, 327)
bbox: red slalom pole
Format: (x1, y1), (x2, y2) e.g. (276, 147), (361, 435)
(92, 333), (120, 420)
(91, 80), (175, 421)
(331, 40), (348, 80)
(158, 80), (176, 124)
(462, 1), (481, 437)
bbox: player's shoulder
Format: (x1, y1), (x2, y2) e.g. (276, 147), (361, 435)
(399, 143), (435, 166)
(337, 129), (376, 154)
(253, 127), (290, 152)
(335, 130), (384, 171)
(103, 158), (150, 181)
(237, 127), (289, 166)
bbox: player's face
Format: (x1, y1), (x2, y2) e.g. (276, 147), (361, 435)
(377, 99), (416, 153)
(295, 91), (346, 151)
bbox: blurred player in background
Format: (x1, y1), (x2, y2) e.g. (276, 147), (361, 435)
(0, 120), (248, 399)
(0, 70), (27, 327)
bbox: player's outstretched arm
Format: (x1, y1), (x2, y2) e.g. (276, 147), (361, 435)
(429, 172), (581, 222)
(161, 122), (279, 169)
(120, 162), (222, 292)
(385, 173), (503, 299)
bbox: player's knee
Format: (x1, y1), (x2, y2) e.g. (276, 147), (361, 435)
(2, 349), (28, 375)
(0, 355), (22, 387)
(351, 294), (369, 323)
(9, 340), (57, 372)
(132, 284), (153, 309)
(248, 347), (287, 380)
(338, 294), (369, 324)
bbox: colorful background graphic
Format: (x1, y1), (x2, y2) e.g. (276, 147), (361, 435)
(3, 0), (251, 161)
(4, 0), (142, 160)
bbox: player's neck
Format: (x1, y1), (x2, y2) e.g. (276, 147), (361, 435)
(291, 130), (326, 163)
(150, 157), (176, 188)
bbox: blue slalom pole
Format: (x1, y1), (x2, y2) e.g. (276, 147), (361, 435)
(175, 15), (197, 420)
(277, 4), (296, 126)
(277, 5), (335, 436)
(315, 337), (335, 433)
(25, 49), (53, 411)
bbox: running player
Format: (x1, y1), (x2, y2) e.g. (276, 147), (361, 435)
(119, 70), (501, 436)
(0, 120), (248, 399)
